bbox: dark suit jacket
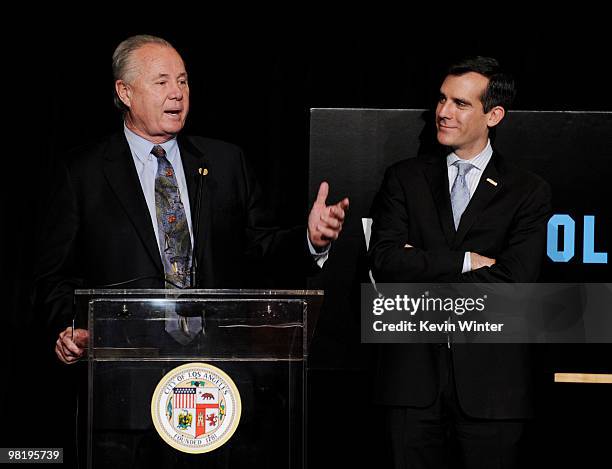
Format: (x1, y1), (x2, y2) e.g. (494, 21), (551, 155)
(33, 132), (316, 336)
(368, 148), (552, 419)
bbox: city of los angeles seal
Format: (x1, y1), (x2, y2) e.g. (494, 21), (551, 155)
(150, 362), (242, 453)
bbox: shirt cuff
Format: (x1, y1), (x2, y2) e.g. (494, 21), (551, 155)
(307, 231), (330, 268)
(462, 252), (471, 273)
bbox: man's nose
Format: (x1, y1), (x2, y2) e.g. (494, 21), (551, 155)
(437, 101), (452, 120)
(168, 82), (184, 100)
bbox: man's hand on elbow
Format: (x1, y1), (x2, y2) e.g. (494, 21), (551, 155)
(55, 327), (89, 364)
(470, 252), (496, 270)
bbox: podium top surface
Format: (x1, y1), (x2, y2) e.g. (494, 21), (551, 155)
(80, 289), (323, 360)
(75, 288), (323, 297)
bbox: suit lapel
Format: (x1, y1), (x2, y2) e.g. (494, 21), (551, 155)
(178, 136), (203, 214)
(424, 155), (456, 246)
(178, 136), (211, 281)
(453, 151), (502, 246)
(102, 133), (163, 274)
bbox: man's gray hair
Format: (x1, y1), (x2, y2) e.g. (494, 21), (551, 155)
(112, 34), (175, 112)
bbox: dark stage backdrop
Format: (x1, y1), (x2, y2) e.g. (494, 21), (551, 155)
(307, 109), (611, 466)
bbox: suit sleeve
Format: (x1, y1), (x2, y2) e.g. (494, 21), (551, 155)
(31, 160), (82, 337)
(456, 178), (552, 283)
(237, 149), (320, 280)
(368, 165), (465, 282)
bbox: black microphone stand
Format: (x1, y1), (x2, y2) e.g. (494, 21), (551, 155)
(190, 166), (207, 288)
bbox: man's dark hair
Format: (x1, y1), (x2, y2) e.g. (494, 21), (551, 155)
(447, 56), (516, 113)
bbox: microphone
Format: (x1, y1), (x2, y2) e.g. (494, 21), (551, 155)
(190, 166), (207, 288)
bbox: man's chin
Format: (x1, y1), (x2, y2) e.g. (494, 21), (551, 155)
(436, 132), (454, 147)
(162, 123), (184, 136)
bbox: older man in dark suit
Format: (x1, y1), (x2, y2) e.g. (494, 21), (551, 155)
(369, 57), (551, 468)
(35, 35), (348, 364)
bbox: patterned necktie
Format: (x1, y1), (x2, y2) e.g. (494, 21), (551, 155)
(450, 160), (475, 229)
(152, 145), (200, 344)
(152, 144), (192, 288)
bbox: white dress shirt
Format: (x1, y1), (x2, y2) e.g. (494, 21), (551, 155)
(446, 139), (493, 273)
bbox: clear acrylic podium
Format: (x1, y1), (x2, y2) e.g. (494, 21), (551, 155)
(75, 289), (323, 469)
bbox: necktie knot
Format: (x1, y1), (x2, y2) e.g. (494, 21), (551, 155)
(453, 160), (475, 177)
(151, 145), (167, 159)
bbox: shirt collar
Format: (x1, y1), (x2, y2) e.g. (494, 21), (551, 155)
(446, 139), (493, 171)
(123, 124), (178, 164)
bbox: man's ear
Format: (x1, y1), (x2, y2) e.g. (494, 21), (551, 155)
(115, 80), (132, 108)
(486, 106), (506, 128)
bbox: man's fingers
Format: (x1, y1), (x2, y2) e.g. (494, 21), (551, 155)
(55, 345), (71, 364)
(476, 255), (495, 269)
(328, 205), (346, 222)
(316, 225), (340, 240)
(329, 200), (348, 219)
(55, 343), (67, 363)
(73, 328), (89, 348)
(60, 334), (84, 357)
(320, 213), (341, 229)
(309, 186), (348, 245)
(55, 327), (87, 364)
(55, 342), (76, 364)
(55, 338), (63, 354)
(315, 181), (329, 205)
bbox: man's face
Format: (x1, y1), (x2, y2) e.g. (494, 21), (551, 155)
(117, 44), (189, 143)
(435, 72), (493, 158)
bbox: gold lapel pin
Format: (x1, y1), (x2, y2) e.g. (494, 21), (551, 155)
(486, 178), (498, 187)
(198, 168), (209, 176)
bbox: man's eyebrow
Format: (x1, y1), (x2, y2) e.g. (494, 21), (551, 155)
(452, 96), (472, 105)
(153, 72), (188, 79)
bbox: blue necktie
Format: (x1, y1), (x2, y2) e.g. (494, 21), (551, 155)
(450, 161), (475, 229)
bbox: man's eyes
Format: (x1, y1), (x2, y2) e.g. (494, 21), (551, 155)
(438, 96), (469, 108)
(155, 80), (188, 86)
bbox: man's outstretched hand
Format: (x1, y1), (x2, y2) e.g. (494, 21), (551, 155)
(308, 181), (349, 249)
(55, 327), (89, 364)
